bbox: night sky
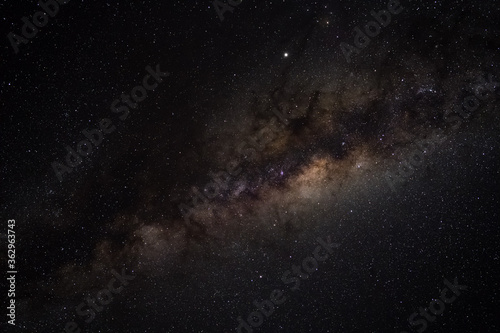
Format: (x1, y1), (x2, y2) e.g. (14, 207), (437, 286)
(1, 0), (499, 332)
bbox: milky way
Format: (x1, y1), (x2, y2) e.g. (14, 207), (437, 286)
(1, 0), (499, 332)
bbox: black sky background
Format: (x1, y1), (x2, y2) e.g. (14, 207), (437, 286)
(1, 0), (500, 332)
